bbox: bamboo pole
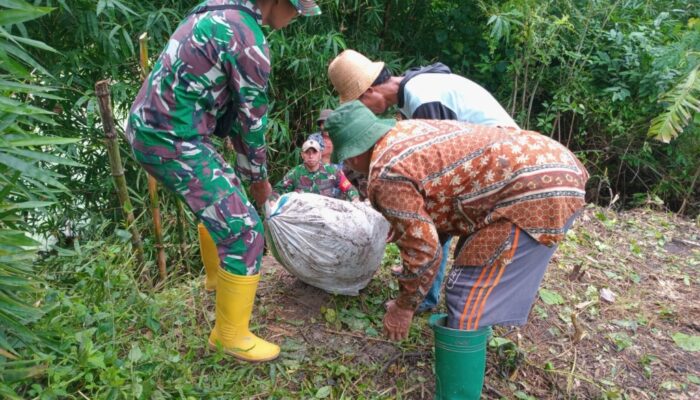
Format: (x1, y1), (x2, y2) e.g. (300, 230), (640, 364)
(139, 33), (167, 282)
(95, 79), (144, 265)
(175, 199), (187, 263)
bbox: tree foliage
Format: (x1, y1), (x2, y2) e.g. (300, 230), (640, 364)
(648, 63), (700, 143)
(0, 1), (698, 351)
(0, 0), (699, 397)
(0, 0), (695, 274)
(0, 0), (80, 385)
(1, 0), (693, 228)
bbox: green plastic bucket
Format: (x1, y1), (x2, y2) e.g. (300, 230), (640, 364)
(428, 314), (491, 400)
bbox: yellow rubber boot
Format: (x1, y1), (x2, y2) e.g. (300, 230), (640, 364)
(197, 223), (218, 291)
(208, 269), (280, 362)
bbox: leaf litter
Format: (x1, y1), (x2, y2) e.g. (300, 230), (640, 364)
(166, 206), (698, 399)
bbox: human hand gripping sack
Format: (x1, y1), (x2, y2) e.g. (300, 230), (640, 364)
(383, 300), (415, 341)
(249, 180), (272, 207)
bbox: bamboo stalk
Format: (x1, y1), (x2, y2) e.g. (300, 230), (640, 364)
(139, 33), (167, 282)
(175, 200), (187, 263)
(141, 33), (187, 265)
(148, 170), (167, 280)
(95, 79), (144, 265)
(679, 164), (700, 215)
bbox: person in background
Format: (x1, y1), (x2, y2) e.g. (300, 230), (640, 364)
(126, 0), (321, 363)
(328, 49), (519, 313)
(311, 107), (369, 200)
(274, 138), (359, 201)
(325, 101), (588, 398)
(308, 108), (334, 165)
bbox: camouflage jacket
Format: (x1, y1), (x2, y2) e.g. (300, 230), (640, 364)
(274, 164), (360, 201)
(126, 0), (270, 182)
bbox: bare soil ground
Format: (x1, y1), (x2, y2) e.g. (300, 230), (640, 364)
(199, 206), (699, 399)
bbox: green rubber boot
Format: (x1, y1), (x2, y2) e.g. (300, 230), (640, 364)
(428, 314), (491, 400)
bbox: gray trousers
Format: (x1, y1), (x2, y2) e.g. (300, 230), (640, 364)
(445, 217), (575, 330)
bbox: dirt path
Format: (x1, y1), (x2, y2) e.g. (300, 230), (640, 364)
(200, 207), (699, 399)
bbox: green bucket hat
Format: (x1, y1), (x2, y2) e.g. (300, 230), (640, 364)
(288, 0), (321, 16)
(325, 100), (396, 163)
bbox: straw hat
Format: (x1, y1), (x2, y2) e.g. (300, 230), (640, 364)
(328, 50), (385, 103)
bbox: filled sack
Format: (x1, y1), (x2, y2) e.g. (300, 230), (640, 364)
(264, 192), (390, 296)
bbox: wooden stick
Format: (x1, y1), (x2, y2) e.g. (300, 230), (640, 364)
(673, 237), (700, 248)
(139, 32), (186, 267)
(175, 199), (187, 263)
(95, 79), (144, 265)
(381, 351), (430, 374)
(138, 33), (167, 282)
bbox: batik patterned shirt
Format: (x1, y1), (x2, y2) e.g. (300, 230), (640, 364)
(275, 164), (359, 201)
(368, 120), (589, 309)
(126, 0), (270, 182)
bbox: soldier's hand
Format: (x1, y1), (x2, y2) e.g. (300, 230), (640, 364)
(249, 180), (272, 207)
(267, 191), (281, 203)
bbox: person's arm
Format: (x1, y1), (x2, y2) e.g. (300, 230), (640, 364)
(336, 169), (359, 201)
(223, 43), (271, 183)
(373, 180), (442, 310)
(273, 168), (298, 195)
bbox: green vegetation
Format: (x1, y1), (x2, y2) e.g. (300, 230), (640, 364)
(4, 208), (699, 399)
(7, 0), (700, 225)
(0, 1), (80, 388)
(0, 0), (699, 399)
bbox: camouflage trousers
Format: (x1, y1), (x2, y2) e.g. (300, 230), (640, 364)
(132, 138), (264, 276)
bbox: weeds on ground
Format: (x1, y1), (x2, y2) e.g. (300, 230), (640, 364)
(3, 207), (699, 399)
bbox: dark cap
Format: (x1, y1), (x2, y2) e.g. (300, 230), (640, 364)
(316, 109), (333, 126)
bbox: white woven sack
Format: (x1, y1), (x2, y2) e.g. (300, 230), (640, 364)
(265, 192), (390, 296)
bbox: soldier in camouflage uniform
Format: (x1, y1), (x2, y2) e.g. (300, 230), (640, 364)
(126, 0), (320, 363)
(274, 138), (359, 201)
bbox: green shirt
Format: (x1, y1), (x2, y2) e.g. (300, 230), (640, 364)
(275, 163), (359, 201)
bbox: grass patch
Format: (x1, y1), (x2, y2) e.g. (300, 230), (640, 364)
(2, 207), (699, 399)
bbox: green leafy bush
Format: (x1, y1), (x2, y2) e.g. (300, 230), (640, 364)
(0, 1), (82, 396)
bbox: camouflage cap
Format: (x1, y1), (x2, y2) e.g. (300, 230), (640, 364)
(288, 0), (321, 16)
